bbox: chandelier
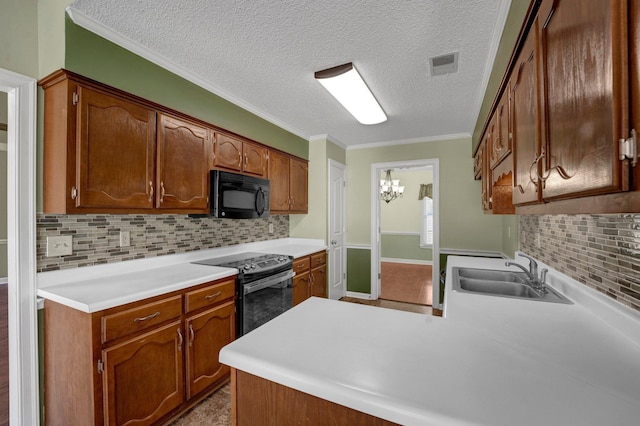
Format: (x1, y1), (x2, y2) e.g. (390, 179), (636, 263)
(380, 170), (404, 203)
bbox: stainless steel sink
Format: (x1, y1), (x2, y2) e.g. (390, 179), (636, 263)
(452, 267), (572, 304)
(457, 268), (527, 283)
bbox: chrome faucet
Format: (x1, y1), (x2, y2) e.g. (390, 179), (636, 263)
(505, 253), (547, 292)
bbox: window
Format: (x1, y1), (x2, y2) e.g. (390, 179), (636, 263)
(420, 196), (433, 247)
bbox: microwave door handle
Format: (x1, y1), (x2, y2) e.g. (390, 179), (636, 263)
(256, 187), (266, 216)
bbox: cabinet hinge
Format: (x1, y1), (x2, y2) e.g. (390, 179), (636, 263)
(378, 273), (381, 280)
(97, 359), (104, 374)
(343, 272), (346, 279)
(619, 129), (638, 167)
(72, 92), (79, 106)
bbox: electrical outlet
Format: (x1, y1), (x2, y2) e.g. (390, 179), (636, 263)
(535, 233), (541, 249)
(520, 230), (527, 245)
(268, 223), (274, 234)
(46, 235), (73, 257)
(507, 226), (511, 238)
(119, 231), (131, 247)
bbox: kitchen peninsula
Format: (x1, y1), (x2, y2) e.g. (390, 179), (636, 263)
(220, 255), (640, 426)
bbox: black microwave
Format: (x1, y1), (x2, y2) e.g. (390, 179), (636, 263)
(211, 170), (270, 219)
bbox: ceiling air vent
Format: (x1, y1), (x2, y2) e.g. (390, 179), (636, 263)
(429, 52), (458, 77)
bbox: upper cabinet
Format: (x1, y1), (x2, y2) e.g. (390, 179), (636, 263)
(40, 70), (309, 215)
(511, 24), (542, 206)
(75, 85), (156, 210)
(157, 114), (211, 211)
(475, 0), (640, 214)
(212, 132), (268, 178)
(268, 150), (308, 214)
(536, 0), (629, 200)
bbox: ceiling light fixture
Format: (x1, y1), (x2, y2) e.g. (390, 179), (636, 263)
(314, 62), (387, 125)
(380, 170), (404, 203)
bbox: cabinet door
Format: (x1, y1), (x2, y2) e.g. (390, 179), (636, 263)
(185, 301), (235, 399)
(102, 321), (184, 426)
(511, 25), (543, 206)
(242, 141), (268, 177)
(289, 157), (309, 213)
(491, 84), (511, 169)
(268, 150), (291, 213)
(157, 114), (211, 212)
(480, 141), (492, 212)
(310, 266), (327, 298)
(538, 0), (629, 200)
(76, 86), (156, 209)
(213, 133), (243, 171)
(292, 273), (310, 306)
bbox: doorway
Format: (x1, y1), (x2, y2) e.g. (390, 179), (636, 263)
(1, 90), (7, 426)
(1, 67), (39, 425)
(371, 160), (440, 309)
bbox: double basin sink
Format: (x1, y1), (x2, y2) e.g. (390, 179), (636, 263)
(451, 267), (572, 304)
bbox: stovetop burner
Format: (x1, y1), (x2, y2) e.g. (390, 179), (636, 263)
(192, 252), (293, 277)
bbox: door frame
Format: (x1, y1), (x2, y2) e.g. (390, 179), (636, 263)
(327, 159), (346, 300)
(1, 67), (39, 425)
(370, 159), (440, 308)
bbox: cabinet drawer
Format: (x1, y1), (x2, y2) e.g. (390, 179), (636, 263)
(310, 252), (326, 269)
(101, 295), (182, 344)
(185, 278), (236, 314)
(293, 257), (310, 274)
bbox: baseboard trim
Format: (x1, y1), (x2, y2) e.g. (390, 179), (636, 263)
(381, 258), (433, 266)
(345, 291), (373, 300)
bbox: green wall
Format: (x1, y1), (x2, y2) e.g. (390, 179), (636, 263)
(381, 234), (432, 262)
(64, 16), (308, 159)
(346, 137), (505, 249)
(346, 248), (371, 293)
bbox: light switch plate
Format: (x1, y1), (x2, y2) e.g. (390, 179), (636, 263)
(46, 235), (73, 257)
(268, 223), (274, 234)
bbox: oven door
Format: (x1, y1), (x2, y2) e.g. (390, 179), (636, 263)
(241, 269), (294, 336)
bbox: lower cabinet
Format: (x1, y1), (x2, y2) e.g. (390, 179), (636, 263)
(292, 251), (327, 305)
(185, 301), (235, 399)
(43, 277), (236, 426)
(102, 321), (185, 426)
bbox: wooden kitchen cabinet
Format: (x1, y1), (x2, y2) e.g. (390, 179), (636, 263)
(212, 132), (268, 178)
(476, 0), (640, 214)
(490, 84), (511, 169)
(40, 70), (211, 214)
(185, 300), (235, 399)
(156, 114), (211, 212)
(292, 251), (326, 305)
(511, 22), (542, 206)
(43, 276), (236, 426)
(536, 0), (630, 201)
(51, 81), (157, 211)
(268, 150), (309, 214)
(102, 321), (185, 426)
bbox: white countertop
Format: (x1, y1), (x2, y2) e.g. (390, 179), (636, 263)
(37, 238), (326, 313)
(219, 255), (640, 426)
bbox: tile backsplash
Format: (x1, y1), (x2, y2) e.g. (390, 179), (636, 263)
(520, 214), (640, 313)
(37, 214), (289, 272)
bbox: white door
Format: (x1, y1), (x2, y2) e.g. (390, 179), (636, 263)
(328, 160), (346, 300)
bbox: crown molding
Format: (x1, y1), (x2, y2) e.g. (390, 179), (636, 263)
(65, 6), (308, 141)
(309, 133), (347, 149)
(347, 132), (470, 151)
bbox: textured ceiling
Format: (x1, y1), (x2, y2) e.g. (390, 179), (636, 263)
(68, 0), (507, 147)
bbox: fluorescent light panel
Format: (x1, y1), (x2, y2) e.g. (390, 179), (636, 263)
(315, 63), (387, 125)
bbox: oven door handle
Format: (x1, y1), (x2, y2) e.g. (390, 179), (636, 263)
(243, 270), (295, 295)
